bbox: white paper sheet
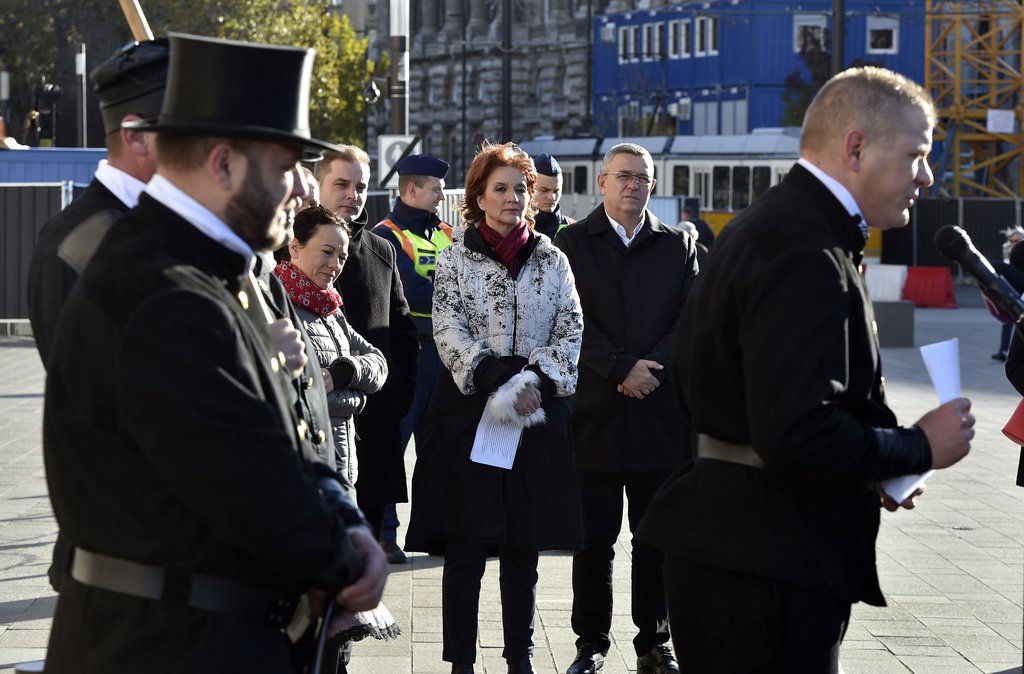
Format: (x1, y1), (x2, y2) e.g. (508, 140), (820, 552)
(882, 338), (960, 503)
(470, 403), (522, 470)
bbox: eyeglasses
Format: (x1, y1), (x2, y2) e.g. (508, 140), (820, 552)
(605, 171), (653, 188)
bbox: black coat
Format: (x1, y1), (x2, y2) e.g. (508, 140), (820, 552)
(27, 178), (126, 366)
(43, 194), (365, 673)
(334, 212), (419, 506)
(553, 207), (698, 471)
(1003, 328), (1024, 486)
(637, 164), (933, 607)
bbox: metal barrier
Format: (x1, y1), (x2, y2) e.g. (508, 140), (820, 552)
(1, 182), (72, 319)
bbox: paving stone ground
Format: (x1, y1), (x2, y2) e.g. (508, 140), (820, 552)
(1, 286), (1022, 673)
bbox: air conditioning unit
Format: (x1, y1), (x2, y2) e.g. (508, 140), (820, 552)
(600, 23), (617, 43)
(677, 98), (692, 121)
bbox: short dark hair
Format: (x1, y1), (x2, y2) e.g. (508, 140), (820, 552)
(293, 204), (351, 246)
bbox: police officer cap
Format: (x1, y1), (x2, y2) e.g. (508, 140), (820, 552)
(396, 154), (449, 179)
(533, 153), (562, 177)
(91, 39), (170, 135)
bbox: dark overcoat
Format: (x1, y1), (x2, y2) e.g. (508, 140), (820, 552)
(637, 164), (933, 606)
(27, 178), (126, 366)
(335, 212), (418, 506)
(43, 194), (365, 673)
(553, 207), (698, 472)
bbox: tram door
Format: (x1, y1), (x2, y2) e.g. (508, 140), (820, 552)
(694, 168), (711, 212)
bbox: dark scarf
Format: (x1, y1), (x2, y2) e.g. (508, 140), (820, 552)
(273, 260), (343, 317)
(478, 218), (530, 279)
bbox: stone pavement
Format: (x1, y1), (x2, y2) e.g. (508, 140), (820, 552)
(1, 289), (1023, 673)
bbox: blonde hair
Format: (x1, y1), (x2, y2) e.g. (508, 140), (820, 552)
(801, 66), (937, 154)
(314, 145), (370, 184)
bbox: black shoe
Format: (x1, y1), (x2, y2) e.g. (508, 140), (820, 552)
(508, 655), (537, 674)
(381, 540), (408, 564)
(566, 644), (605, 674)
(636, 644), (679, 674)
(451, 665), (474, 674)
(993, 351), (1008, 361)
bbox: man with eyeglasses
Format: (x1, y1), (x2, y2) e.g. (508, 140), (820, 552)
(554, 143), (698, 674)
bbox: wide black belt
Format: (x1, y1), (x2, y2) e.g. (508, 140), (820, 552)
(70, 547), (299, 629)
(697, 434), (765, 469)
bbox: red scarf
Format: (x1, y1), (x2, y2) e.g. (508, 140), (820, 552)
(478, 219), (530, 279)
(273, 260), (343, 317)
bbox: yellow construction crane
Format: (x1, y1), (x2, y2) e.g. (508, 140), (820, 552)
(926, 0), (1024, 198)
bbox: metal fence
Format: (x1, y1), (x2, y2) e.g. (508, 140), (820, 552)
(883, 198), (1021, 268)
(1, 183), (72, 319)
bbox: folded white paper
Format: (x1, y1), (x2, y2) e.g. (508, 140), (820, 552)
(470, 403), (522, 470)
(882, 338), (959, 503)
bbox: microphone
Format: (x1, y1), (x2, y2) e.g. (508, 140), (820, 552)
(935, 224), (1024, 323)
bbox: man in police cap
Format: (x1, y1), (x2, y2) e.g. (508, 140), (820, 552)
(42, 34), (386, 673)
(370, 154), (452, 562)
(531, 153), (575, 239)
(27, 38), (169, 366)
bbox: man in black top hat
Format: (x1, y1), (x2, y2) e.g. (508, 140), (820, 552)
(531, 153), (575, 239)
(27, 38), (169, 367)
(42, 34), (387, 673)
(371, 154), (451, 562)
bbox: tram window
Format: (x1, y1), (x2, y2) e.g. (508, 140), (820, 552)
(673, 165), (690, 196)
(752, 166), (771, 200)
(572, 166), (589, 194)
(712, 166), (731, 210)
(733, 166), (751, 209)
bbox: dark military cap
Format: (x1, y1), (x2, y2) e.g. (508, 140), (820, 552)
(91, 39), (170, 135)
(533, 153), (562, 177)
(396, 154), (449, 179)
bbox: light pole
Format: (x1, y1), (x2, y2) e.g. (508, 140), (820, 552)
(501, 0), (512, 142)
(0, 65), (10, 132)
(390, 0), (409, 135)
(76, 43), (87, 147)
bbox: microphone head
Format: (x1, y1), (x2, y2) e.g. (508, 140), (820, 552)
(935, 224), (970, 260)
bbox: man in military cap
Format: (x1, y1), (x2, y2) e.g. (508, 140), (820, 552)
(27, 38), (169, 366)
(370, 153), (452, 563)
(42, 34), (387, 673)
(531, 153), (575, 239)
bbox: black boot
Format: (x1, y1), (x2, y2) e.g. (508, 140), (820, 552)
(507, 655), (537, 674)
(451, 665), (475, 674)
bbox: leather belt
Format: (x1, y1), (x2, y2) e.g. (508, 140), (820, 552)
(697, 434), (765, 469)
(70, 547), (299, 629)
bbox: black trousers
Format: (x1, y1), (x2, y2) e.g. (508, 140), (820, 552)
(664, 555), (849, 674)
(570, 469), (670, 655)
(442, 540), (539, 664)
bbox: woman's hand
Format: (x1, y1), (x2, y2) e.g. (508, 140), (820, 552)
(513, 384), (542, 416)
(322, 368), (334, 393)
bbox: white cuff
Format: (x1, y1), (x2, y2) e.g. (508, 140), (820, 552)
(487, 369), (547, 428)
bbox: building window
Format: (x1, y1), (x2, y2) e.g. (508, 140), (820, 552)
(630, 25), (641, 61)
(707, 16), (719, 55)
(653, 22), (663, 59)
(793, 14), (827, 52)
(673, 165), (690, 197)
(618, 26), (630, 63)
(696, 17), (708, 56)
(867, 15), (899, 54)
(643, 23), (655, 60)
(681, 19), (692, 58)
(668, 21), (680, 58)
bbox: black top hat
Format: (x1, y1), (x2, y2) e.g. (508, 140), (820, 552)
(91, 39), (170, 135)
(124, 33), (340, 152)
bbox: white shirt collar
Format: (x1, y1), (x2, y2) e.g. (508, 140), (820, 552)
(94, 160), (148, 209)
(145, 174), (255, 270)
(797, 158), (867, 237)
(606, 209), (646, 247)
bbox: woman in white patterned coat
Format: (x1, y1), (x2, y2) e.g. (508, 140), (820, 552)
(405, 142), (584, 674)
